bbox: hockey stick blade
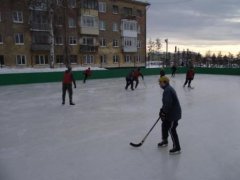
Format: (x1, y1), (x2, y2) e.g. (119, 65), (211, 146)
(129, 142), (143, 147)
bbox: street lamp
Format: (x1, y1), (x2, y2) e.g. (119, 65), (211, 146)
(165, 39), (168, 67)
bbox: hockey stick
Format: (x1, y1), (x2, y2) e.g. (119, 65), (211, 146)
(130, 117), (161, 147)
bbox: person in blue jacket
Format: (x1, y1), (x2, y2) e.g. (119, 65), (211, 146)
(158, 76), (182, 154)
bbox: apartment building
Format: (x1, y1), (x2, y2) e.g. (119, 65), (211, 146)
(0, 0), (150, 68)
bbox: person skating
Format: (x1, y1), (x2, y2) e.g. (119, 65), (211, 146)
(62, 67), (76, 105)
(158, 76), (182, 154)
(83, 67), (91, 83)
(125, 70), (134, 91)
(160, 68), (165, 77)
(183, 67), (195, 88)
(133, 68), (144, 89)
(171, 64), (177, 77)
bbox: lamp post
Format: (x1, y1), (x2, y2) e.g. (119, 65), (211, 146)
(165, 39), (168, 67)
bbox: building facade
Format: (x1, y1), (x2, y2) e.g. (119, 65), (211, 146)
(0, 0), (149, 68)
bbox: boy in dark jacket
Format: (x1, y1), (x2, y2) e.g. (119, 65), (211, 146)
(158, 76), (182, 154)
(62, 67), (76, 105)
(160, 68), (165, 77)
(171, 65), (177, 77)
(125, 70), (134, 91)
(183, 67), (195, 88)
(133, 68), (144, 89)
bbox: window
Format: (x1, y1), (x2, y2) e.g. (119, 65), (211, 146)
(13, 11), (23, 23)
(123, 37), (137, 48)
(81, 16), (98, 28)
(55, 36), (63, 45)
(122, 20), (137, 31)
(15, 33), (24, 44)
(81, 0), (98, 10)
(56, 55), (64, 64)
(112, 22), (118, 32)
(137, 9), (142, 17)
(82, 37), (94, 45)
(113, 55), (119, 64)
(35, 55), (48, 65)
(123, 7), (132, 16)
(100, 55), (107, 64)
(100, 38), (106, 47)
(113, 40), (118, 47)
(137, 40), (141, 48)
(68, 17), (76, 28)
(137, 25), (141, 34)
(70, 55), (77, 64)
(32, 32), (49, 44)
(112, 5), (119, 14)
(0, 34), (3, 44)
(125, 55), (131, 63)
(83, 55), (94, 64)
(16, 55), (26, 65)
(56, 0), (64, 6)
(0, 55), (5, 66)
(56, 16), (64, 26)
(99, 20), (106, 30)
(69, 36), (77, 45)
(99, 2), (106, 13)
(136, 55), (141, 63)
(68, 0), (76, 8)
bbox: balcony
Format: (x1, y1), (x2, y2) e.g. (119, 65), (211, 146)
(31, 44), (50, 51)
(80, 45), (98, 53)
(30, 23), (50, 31)
(123, 46), (137, 53)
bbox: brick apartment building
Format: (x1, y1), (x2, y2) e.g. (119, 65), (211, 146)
(0, 0), (150, 68)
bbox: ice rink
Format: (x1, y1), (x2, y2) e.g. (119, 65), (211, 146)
(0, 74), (240, 180)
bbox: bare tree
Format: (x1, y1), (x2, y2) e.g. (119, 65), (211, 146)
(147, 38), (155, 61)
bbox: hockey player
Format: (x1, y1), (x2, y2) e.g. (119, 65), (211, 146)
(125, 70), (134, 91)
(160, 68), (165, 77)
(83, 67), (91, 83)
(62, 67), (76, 105)
(183, 67), (195, 88)
(133, 68), (144, 89)
(158, 76), (182, 154)
(171, 64), (177, 77)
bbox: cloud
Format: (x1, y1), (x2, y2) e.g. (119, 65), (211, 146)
(146, 0), (240, 54)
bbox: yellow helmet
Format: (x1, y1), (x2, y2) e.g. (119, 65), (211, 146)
(159, 76), (170, 83)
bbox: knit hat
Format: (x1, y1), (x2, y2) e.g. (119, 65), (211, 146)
(159, 76), (170, 83)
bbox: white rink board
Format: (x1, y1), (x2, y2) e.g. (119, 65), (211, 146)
(0, 74), (240, 180)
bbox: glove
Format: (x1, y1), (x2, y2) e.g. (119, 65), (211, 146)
(159, 109), (167, 121)
(74, 85), (77, 88)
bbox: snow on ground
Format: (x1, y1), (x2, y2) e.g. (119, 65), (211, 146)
(0, 74), (240, 180)
(0, 66), (106, 74)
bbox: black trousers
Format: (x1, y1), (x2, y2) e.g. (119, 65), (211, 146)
(184, 78), (192, 87)
(134, 78), (139, 88)
(83, 75), (88, 83)
(162, 120), (181, 149)
(125, 77), (134, 90)
(172, 70), (176, 77)
(62, 84), (73, 103)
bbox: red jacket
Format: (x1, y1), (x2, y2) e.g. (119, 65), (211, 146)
(63, 71), (75, 84)
(133, 70), (143, 79)
(186, 69), (195, 79)
(84, 69), (91, 76)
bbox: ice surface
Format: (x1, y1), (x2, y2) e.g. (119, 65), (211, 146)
(0, 74), (240, 180)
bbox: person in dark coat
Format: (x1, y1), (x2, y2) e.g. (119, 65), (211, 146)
(133, 68), (144, 89)
(171, 64), (177, 77)
(183, 67), (195, 88)
(125, 70), (134, 91)
(160, 68), (165, 77)
(158, 76), (182, 154)
(62, 67), (76, 105)
(83, 67), (91, 83)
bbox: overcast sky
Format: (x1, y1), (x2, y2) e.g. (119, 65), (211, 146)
(146, 0), (240, 55)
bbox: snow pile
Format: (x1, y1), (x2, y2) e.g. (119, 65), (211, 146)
(0, 66), (106, 74)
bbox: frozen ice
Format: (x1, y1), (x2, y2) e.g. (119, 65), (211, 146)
(0, 74), (240, 180)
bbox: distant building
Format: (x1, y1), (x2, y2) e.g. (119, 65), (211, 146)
(0, 0), (150, 68)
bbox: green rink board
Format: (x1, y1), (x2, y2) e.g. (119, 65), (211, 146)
(0, 67), (239, 86)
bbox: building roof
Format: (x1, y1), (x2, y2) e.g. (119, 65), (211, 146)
(122, 0), (150, 6)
